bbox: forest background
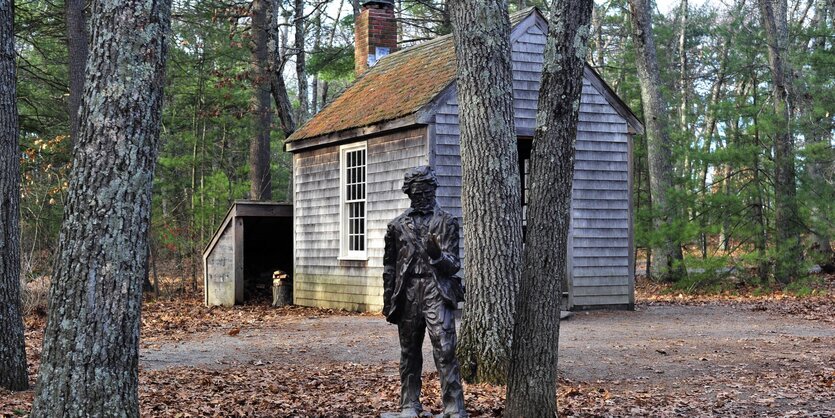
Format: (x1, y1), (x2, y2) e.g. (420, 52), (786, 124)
(13, 0), (834, 301)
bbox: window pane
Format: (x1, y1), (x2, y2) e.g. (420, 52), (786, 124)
(343, 148), (367, 254)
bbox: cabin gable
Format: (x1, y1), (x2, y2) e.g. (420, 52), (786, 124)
(425, 13), (635, 309)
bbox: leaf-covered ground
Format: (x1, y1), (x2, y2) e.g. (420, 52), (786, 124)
(2, 275), (834, 417)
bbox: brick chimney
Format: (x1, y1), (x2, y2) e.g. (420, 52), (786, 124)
(354, 0), (397, 76)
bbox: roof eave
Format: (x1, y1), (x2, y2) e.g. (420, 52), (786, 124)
(284, 113), (424, 153)
(583, 65), (645, 135)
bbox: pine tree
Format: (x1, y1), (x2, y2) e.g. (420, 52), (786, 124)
(0, 0), (29, 392)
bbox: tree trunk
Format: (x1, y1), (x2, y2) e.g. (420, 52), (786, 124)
(250, 0), (273, 201)
(677, 0), (688, 133)
(29, 0), (171, 413)
(294, 0), (308, 122)
(311, 13), (321, 114)
(449, 0), (523, 385)
(268, 0), (296, 138)
(65, 0), (88, 148)
(752, 82), (770, 282)
(757, 0), (802, 284)
(504, 0), (593, 415)
(627, 0), (687, 282)
(271, 71), (296, 137)
(0, 0), (29, 391)
(803, 1), (833, 270)
(698, 50), (731, 193)
(317, 0), (342, 116)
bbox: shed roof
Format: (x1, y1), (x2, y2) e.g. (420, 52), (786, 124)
(286, 7), (643, 146)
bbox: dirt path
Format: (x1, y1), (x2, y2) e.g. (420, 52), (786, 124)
(139, 303), (835, 415)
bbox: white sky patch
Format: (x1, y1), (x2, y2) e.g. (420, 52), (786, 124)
(654, 0), (710, 15)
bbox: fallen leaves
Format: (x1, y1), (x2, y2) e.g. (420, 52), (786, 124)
(3, 287), (834, 416)
(140, 296), (367, 344)
(636, 274), (835, 323)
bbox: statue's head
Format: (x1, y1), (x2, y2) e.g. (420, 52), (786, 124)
(402, 165), (438, 211)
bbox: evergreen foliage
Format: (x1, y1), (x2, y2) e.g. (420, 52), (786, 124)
(11, 0), (834, 288)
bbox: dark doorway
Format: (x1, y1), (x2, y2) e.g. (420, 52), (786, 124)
(243, 216), (293, 303)
(518, 136), (533, 239)
(203, 201), (293, 306)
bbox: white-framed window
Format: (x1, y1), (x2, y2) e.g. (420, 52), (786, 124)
(339, 143), (368, 259)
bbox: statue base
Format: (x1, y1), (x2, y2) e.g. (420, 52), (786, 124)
(380, 412), (437, 418)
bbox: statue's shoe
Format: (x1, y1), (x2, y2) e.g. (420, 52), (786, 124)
(380, 408), (422, 418)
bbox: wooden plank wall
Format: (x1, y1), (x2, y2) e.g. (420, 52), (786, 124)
(293, 127), (427, 311)
(431, 20), (633, 307)
(205, 222), (236, 306)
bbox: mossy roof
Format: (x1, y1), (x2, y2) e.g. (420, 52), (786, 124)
(286, 8), (537, 143)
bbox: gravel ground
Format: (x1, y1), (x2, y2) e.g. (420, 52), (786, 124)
(140, 303), (835, 405)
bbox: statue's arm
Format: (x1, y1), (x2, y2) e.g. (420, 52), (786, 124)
(429, 216), (461, 276)
(382, 223), (397, 311)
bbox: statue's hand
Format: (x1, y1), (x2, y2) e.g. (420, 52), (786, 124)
(425, 234), (442, 260)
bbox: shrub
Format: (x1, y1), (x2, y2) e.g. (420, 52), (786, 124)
(21, 276), (50, 317)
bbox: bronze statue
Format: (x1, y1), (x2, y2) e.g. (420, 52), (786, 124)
(383, 166), (467, 418)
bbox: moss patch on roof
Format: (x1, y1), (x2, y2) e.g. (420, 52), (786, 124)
(287, 8), (537, 143)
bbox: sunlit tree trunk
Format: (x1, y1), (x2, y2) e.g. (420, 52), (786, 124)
(627, 0), (687, 282)
(757, 0), (802, 284)
(449, 0), (522, 385)
(504, 0), (593, 415)
(30, 0), (171, 413)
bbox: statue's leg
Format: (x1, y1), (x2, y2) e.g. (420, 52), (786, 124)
(424, 281), (466, 417)
(398, 284), (426, 414)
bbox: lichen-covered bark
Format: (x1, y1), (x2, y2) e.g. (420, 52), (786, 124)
(627, 0), (687, 282)
(504, 1), (593, 416)
(757, 0), (802, 283)
(65, 0), (88, 147)
(449, 0), (523, 385)
(250, 0), (273, 201)
(0, 0), (29, 392)
(29, 0), (171, 413)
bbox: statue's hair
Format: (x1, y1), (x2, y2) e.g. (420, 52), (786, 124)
(401, 165), (438, 193)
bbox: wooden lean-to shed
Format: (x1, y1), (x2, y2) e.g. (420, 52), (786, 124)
(284, 4), (644, 312)
(203, 201), (293, 306)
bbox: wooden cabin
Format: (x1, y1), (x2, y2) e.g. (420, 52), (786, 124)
(284, 4), (644, 312)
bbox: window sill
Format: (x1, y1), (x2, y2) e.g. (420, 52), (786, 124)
(337, 254), (369, 261)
